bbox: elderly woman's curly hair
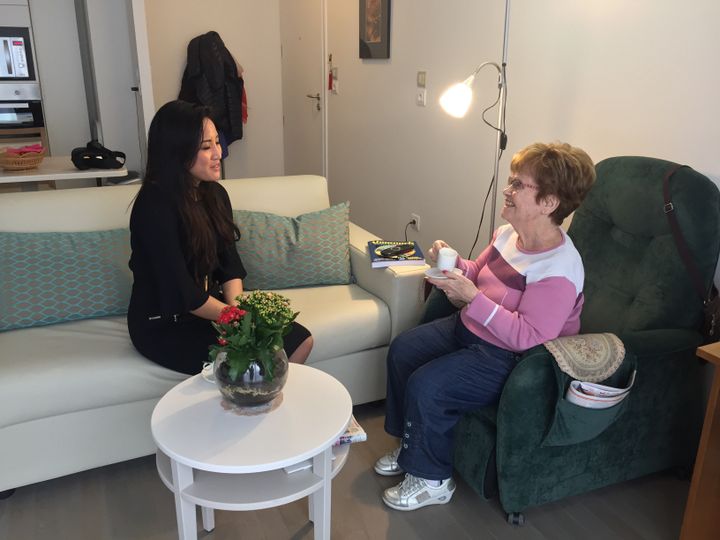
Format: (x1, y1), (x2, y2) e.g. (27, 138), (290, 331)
(511, 142), (596, 225)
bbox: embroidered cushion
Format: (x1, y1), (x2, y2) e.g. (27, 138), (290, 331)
(544, 332), (626, 382)
(233, 203), (351, 290)
(0, 229), (132, 331)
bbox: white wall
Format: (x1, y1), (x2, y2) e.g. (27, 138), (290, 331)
(28, 0), (143, 188)
(144, 0), (284, 179)
(82, 0), (143, 177)
(28, 0), (90, 157)
(328, 0), (510, 256)
(326, 0), (720, 284)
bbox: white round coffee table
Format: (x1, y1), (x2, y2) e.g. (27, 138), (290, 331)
(151, 363), (353, 540)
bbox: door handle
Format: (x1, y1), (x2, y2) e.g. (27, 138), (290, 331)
(306, 93), (321, 111)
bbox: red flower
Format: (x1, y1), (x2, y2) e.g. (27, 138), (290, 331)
(217, 337), (228, 346)
(217, 306), (246, 325)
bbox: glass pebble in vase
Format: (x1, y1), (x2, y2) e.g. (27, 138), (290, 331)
(213, 349), (289, 408)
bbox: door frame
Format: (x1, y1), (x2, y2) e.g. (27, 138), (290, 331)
(320, 0), (328, 178)
(129, 0), (155, 172)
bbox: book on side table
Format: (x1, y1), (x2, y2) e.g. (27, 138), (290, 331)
(368, 240), (425, 268)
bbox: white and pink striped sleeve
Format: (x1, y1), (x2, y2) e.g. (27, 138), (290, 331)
(465, 276), (581, 351)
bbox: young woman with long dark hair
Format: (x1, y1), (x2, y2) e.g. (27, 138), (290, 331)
(127, 100), (312, 374)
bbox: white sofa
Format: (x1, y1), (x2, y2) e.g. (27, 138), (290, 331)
(0, 175), (427, 492)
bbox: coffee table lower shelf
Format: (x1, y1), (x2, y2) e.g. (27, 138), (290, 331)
(156, 444), (350, 511)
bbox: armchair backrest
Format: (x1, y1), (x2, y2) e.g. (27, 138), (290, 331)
(568, 156), (720, 334)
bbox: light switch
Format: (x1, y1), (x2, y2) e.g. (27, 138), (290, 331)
(417, 71), (427, 88)
(416, 88), (427, 107)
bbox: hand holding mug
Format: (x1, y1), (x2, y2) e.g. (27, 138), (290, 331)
(435, 271), (480, 304)
(436, 247), (458, 272)
(427, 240), (451, 263)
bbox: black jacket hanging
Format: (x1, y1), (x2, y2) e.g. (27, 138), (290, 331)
(179, 31), (244, 144)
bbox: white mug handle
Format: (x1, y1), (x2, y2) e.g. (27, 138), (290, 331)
(201, 361), (215, 383)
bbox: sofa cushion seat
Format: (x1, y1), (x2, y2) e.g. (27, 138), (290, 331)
(0, 283), (390, 429)
(0, 316), (187, 429)
(278, 284), (391, 363)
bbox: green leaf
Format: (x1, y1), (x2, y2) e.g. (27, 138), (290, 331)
(228, 364), (241, 381)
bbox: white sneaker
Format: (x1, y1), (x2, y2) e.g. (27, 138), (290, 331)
(382, 473), (456, 511)
(374, 447), (404, 476)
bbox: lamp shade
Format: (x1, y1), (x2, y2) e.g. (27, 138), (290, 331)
(439, 80), (473, 118)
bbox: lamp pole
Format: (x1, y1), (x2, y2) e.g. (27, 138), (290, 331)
(488, 0), (511, 243)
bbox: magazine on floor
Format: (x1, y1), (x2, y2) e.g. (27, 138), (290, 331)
(284, 416), (367, 474)
(333, 415), (367, 446)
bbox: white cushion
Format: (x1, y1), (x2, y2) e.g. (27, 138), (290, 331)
(0, 175), (328, 232)
(0, 317), (187, 429)
(0, 283), (390, 428)
(222, 175), (330, 216)
(270, 284), (390, 363)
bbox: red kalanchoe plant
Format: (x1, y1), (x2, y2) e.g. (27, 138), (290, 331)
(209, 291), (298, 382)
(216, 305), (246, 325)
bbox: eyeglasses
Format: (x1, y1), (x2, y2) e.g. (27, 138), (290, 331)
(505, 177), (539, 193)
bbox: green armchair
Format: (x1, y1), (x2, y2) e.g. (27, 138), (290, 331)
(440, 156), (720, 524)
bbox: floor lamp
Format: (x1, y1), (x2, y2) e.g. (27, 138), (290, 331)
(439, 0), (510, 245)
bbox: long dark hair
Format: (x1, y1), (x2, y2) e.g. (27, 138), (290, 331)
(141, 100), (239, 285)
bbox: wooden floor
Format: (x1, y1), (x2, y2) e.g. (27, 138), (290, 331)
(0, 400), (689, 540)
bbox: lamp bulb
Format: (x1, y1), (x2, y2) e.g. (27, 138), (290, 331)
(439, 82), (473, 118)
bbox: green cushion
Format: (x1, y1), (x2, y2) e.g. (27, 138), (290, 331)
(233, 203), (351, 290)
(569, 157), (720, 334)
(0, 229), (132, 331)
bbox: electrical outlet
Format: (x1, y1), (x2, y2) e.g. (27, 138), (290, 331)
(410, 213), (421, 232)
(416, 89), (427, 107)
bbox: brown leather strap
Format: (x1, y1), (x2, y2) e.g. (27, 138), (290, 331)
(663, 163), (708, 301)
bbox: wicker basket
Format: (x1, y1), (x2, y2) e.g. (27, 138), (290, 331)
(0, 151), (46, 171)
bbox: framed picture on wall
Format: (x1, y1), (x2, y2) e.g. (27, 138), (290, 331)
(359, 0), (391, 59)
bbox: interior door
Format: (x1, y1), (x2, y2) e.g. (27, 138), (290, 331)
(279, 0), (325, 177)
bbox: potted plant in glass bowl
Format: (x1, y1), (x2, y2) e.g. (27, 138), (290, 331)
(209, 291), (299, 408)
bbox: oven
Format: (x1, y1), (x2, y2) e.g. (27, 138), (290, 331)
(0, 22), (46, 151)
(0, 83), (46, 150)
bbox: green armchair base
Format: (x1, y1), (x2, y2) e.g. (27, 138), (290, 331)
(454, 336), (704, 515)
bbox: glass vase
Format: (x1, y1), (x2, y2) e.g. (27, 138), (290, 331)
(213, 349), (289, 408)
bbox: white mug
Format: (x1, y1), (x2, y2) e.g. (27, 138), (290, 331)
(436, 247), (458, 272)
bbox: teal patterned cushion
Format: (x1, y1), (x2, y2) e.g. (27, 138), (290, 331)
(0, 229), (132, 332)
(233, 203), (351, 290)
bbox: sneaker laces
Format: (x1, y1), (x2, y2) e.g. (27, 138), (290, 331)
(398, 473), (425, 496)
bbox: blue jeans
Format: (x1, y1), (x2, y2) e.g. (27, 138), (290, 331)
(384, 313), (518, 480)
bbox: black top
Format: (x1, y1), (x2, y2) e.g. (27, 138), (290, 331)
(127, 182), (246, 323)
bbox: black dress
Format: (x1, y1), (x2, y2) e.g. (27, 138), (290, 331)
(127, 182), (310, 374)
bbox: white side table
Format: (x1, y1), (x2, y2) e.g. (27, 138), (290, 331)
(151, 363), (353, 540)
